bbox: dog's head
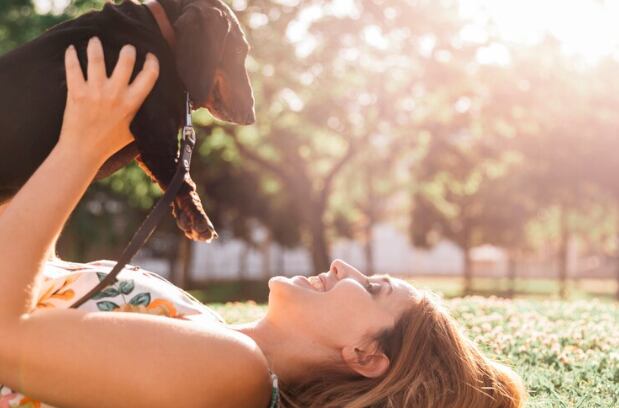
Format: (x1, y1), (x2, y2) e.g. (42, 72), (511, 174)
(174, 0), (255, 124)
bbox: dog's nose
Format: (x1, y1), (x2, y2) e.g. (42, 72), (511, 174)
(245, 110), (256, 125)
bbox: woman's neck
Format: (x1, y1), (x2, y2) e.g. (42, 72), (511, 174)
(227, 316), (337, 385)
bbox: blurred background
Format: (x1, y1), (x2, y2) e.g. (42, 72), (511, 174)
(4, 0), (619, 302)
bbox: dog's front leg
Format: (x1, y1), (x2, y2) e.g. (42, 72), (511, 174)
(135, 153), (217, 242)
(130, 104), (217, 242)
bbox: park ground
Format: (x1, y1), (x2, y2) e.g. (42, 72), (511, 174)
(194, 279), (619, 407)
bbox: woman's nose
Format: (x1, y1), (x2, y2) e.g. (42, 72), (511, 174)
(330, 259), (364, 279)
(330, 259), (345, 277)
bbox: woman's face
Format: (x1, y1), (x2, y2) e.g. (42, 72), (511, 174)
(267, 259), (417, 350)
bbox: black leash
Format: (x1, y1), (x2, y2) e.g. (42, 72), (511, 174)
(70, 92), (196, 309)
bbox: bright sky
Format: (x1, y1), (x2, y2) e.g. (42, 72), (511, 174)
(34, 0), (619, 64)
(459, 0), (619, 64)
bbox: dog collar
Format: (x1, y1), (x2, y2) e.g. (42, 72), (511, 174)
(144, 0), (176, 50)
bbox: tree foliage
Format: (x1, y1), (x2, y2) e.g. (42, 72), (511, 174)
(2, 1), (619, 293)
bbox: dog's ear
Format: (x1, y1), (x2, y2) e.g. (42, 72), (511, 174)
(174, 4), (230, 104)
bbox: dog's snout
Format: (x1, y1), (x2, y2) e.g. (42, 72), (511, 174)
(245, 110), (256, 125)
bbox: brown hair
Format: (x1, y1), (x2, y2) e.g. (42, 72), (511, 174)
(278, 289), (526, 408)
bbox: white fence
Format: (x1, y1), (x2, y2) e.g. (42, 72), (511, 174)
(136, 222), (616, 282)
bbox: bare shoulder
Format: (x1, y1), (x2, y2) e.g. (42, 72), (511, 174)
(3, 309), (272, 408)
(152, 320), (273, 407)
(199, 324), (273, 408)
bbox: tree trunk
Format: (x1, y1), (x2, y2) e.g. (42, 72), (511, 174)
(364, 163), (376, 276)
(507, 250), (517, 298)
(616, 224), (619, 300)
(616, 242), (619, 301)
(309, 222), (330, 274)
(463, 245), (472, 295)
(166, 236), (180, 284)
(558, 207), (569, 299)
(261, 230), (272, 279)
(172, 238), (191, 289)
(277, 246), (285, 276)
(238, 243), (250, 299)
(364, 223), (375, 276)
(460, 222), (473, 295)
(238, 243), (249, 279)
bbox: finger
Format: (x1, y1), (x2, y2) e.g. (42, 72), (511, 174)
(127, 53), (159, 106)
(110, 44), (136, 87)
(86, 36), (107, 84)
(64, 45), (85, 93)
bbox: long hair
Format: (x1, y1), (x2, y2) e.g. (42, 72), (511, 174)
(278, 290), (526, 408)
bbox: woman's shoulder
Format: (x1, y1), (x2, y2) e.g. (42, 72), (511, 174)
(1, 258), (279, 408)
(205, 329), (278, 408)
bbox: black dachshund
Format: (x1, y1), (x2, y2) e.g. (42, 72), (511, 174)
(0, 0), (255, 241)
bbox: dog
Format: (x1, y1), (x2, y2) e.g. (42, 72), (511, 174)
(0, 0), (255, 242)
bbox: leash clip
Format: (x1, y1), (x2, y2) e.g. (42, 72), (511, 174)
(180, 92), (195, 172)
(182, 125), (196, 147)
(180, 126), (195, 172)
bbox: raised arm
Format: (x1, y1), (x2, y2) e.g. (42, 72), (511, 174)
(0, 37), (159, 320)
(0, 37), (271, 408)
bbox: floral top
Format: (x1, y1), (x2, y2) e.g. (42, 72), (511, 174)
(0, 258), (280, 408)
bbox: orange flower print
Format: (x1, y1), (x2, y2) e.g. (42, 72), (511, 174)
(146, 299), (178, 317)
(112, 298), (177, 318)
(16, 396), (41, 408)
(34, 273), (80, 310)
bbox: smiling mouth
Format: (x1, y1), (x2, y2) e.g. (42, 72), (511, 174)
(307, 276), (325, 292)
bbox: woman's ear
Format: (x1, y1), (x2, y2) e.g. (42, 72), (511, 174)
(341, 343), (390, 378)
(173, 4), (230, 104)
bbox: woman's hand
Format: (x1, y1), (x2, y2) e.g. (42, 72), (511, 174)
(0, 37), (160, 320)
(58, 36), (159, 164)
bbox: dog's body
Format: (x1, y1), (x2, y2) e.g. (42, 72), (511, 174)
(0, 0), (255, 241)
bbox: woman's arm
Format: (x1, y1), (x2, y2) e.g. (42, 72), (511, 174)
(0, 38), (271, 407)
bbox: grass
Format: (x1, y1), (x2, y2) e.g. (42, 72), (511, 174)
(204, 296), (618, 407)
(407, 276), (617, 300)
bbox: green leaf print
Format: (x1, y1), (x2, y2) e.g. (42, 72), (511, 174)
(129, 292), (151, 307)
(92, 287), (120, 300)
(96, 301), (120, 311)
(96, 271), (118, 284)
(118, 280), (135, 295)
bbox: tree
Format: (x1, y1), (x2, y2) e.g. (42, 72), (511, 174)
(222, 0), (485, 273)
(411, 134), (519, 294)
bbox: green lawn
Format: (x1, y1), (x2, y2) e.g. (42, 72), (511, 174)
(206, 297), (619, 408)
(406, 276), (617, 300)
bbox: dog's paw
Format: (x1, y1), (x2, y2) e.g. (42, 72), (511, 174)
(172, 195), (218, 242)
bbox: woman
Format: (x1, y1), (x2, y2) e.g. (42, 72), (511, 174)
(0, 38), (526, 408)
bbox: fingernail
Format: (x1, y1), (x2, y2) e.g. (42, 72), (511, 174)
(89, 36), (100, 46)
(146, 53), (158, 66)
(67, 45), (75, 53)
